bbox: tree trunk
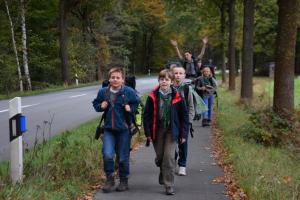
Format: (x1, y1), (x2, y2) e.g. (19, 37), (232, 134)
(241, 0), (254, 103)
(273, 0), (299, 116)
(220, 1), (227, 84)
(5, 0), (23, 92)
(20, 0), (31, 90)
(228, 0), (236, 90)
(59, 0), (70, 85)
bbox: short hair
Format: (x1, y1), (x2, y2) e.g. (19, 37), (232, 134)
(171, 64), (185, 72)
(108, 67), (124, 79)
(158, 69), (174, 81)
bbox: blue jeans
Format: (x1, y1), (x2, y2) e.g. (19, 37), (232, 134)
(202, 95), (214, 120)
(102, 129), (131, 178)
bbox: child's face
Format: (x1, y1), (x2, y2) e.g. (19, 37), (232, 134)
(173, 67), (185, 85)
(202, 67), (211, 77)
(109, 72), (124, 89)
(158, 76), (172, 92)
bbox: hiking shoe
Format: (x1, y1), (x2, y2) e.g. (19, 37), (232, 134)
(116, 177), (129, 192)
(165, 186), (175, 195)
(178, 166), (187, 176)
(159, 172), (164, 185)
(202, 119), (209, 127)
(102, 174), (115, 193)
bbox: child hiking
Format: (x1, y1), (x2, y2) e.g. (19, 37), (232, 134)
(143, 69), (189, 195)
(172, 64), (195, 176)
(92, 67), (140, 193)
(194, 66), (217, 127)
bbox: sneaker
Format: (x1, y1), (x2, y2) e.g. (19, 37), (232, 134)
(178, 166), (187, 176)
(165, 186), (175, 195)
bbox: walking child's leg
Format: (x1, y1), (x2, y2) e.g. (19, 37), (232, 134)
(162, 132), (176, 187)
(102, 130), (116, 176)
(208, 95), (214, 121)
(102, 130), (116, 193)
(202, 96), (209, 120)
(115, 129), (131, 191)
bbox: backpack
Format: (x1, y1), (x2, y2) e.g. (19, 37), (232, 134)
(183, 84), (208, 118)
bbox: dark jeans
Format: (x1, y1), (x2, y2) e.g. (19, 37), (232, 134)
(176, 138), (188, 167)
(102, 129), (130, 178)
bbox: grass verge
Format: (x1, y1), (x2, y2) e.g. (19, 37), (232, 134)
(0, 117), (144, 199)
(215, 79), (300, 200)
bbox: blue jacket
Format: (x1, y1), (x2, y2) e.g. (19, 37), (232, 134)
(93, 86), (140, 131)
(143, 86), (189, 142)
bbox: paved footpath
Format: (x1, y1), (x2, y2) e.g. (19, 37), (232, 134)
(94, 122), (228, 200)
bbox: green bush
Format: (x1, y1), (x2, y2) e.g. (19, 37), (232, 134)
(239, 109), (299, 146)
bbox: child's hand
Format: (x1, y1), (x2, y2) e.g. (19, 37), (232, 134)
(180, 138), (186, 144)
(101, 101), (108, 109)
(125, 104), (131, 112)
(170, 39), (178, 47)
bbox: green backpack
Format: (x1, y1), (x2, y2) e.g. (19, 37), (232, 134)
(183, 84), (208, 117)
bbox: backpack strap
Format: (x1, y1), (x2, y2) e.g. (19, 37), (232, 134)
(183, 84), (189, 104)
(121, 92), (140, 135)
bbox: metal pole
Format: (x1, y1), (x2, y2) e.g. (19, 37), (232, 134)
(9, 97), (23, 183)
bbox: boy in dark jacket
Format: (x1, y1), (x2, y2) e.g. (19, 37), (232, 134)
(143, 69), (189, 195)
(93, 67), (140, 193)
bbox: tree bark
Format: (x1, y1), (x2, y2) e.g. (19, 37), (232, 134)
(59, 0), (70, 85)
(228, 0), (236, 90)
(241, 0), (254, 103)
(220, 1), (227, 84)
(20, 0), (31, 90)
(273, 0), (299, 116)
(5, 0), (23, 92)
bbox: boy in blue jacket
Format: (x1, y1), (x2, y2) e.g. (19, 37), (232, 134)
(143, 69), (189, 195)
(93, 67), (140, 193)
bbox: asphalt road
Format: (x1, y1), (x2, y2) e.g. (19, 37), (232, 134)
(94, 122), (228, 200)
(0, 77), (158, 161)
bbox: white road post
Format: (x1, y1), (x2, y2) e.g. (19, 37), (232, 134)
(9, 97), (23, 183)
(75, 73), (79, 86)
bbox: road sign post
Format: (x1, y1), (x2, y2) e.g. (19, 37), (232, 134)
(9, 97), (26, 183)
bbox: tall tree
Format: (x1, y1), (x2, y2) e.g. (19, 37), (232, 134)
(5, 0), (23, 92)
(273, 0), (299, 116)
(220, 0), (227, 84)
(241, 0), (255, 102)
(59, 0), (70, 85)
(228, 0), (236, 90)
(20, 0), (31, 90)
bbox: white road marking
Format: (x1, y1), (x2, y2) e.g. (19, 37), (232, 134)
(0, 109), (8, 113)
(22, 103), (40, 109)
(69, 94), (87, 98)
(0, 103), (40, 113)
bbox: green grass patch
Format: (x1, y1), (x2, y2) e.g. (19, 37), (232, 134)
(216, 85), (300, 200)
(0, 119), (103, 199)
